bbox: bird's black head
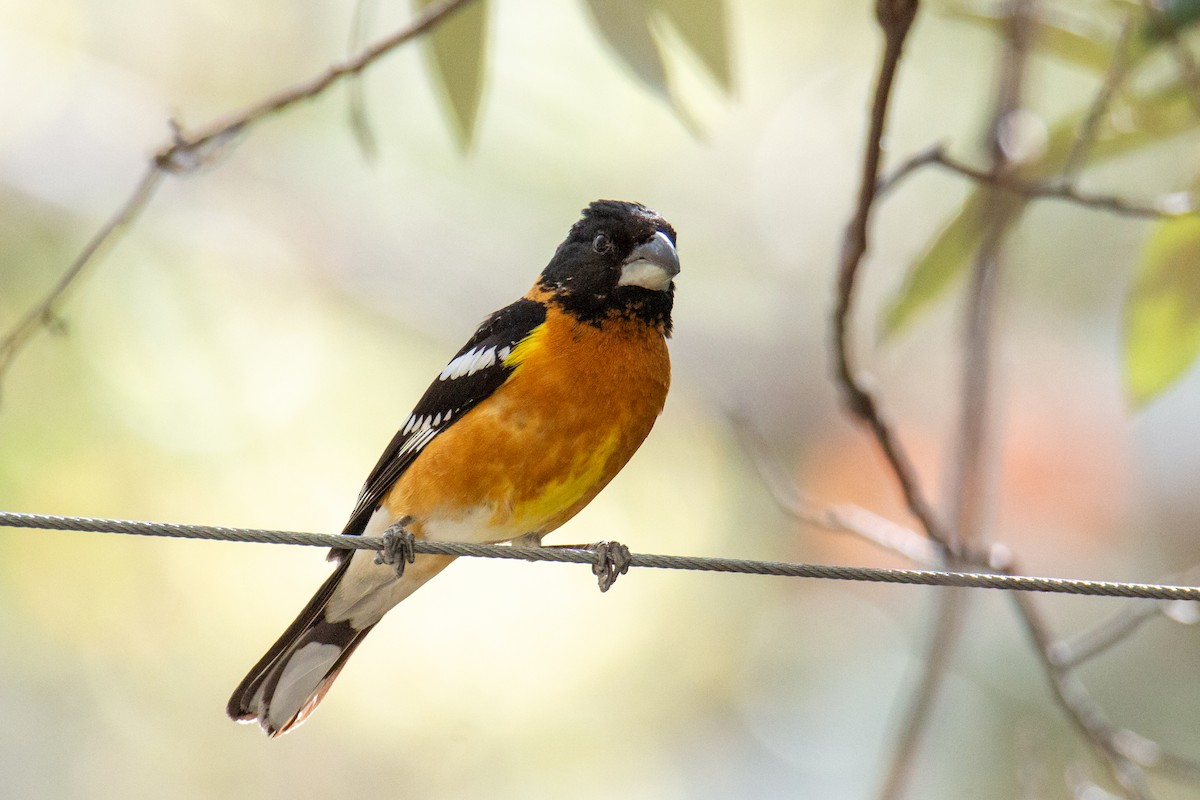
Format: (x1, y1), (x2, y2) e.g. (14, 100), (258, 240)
(539, 200), (679, 333)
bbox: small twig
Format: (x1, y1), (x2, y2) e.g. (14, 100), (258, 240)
(1049, 566), (1200, 669)
(1061, 12), (1137, 181)
(1050, 604), (1161, 671)
(1011, 589), (1157, 800)
(153, 0), (477, 168)
(0, 166), (163, 397)
(0, 0), (478, 398)
(884, 144), (1196, 218)
(729, 414), (941, 564)
(877, 142), (946, 195)
(954, 0), (1031, 550)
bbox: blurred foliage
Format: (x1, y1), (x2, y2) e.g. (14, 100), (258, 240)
(408, 0), (731, 147)
(652, 0), (733, 92)
(945, 4), (1117, 72)
(585, 0), (671, 98)
(1147, 0), (1200, 40)
(414, 0), (489, 149)
(882, 1), (1200, 406)
(1124, 216), (1200, 405)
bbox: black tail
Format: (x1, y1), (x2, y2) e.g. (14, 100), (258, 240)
(227, 559), (373, 737)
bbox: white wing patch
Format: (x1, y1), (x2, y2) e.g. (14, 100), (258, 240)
(438, 346), (499, 381)
(396, 408), (459, 457)
(400, 411), (455, 436)
(397, 427), (439, 457)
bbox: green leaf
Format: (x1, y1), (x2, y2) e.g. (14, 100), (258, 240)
(583, 0), (669, 99)
(945, 6), (1117, 72)
(651, 0), (733, 92)
(1124, 216), (1200, 405)
(882, 191), (990, 338)
(1145, 0), (1200, 39)
(883, 85), (1197, 340)
(415, 0), (488, 149)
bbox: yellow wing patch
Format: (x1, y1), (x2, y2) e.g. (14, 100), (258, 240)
(503, 322), (549, 371)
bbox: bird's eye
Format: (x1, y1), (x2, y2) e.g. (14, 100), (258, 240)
(592, 233), (613, 254)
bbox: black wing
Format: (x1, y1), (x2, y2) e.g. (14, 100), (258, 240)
(336, 298), (547, 545)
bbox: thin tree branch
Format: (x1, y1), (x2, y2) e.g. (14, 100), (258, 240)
(1049, 566), (1200, 670)
(876, 594), (968, 799)
(882, 144), (1198, 219)
(1010, 588), (1156, 800)
(834, 0), (952, 554)
(154, 0), (477, 168)
(837, 2), (1199, 796)
(958, 6), (1162, 796)
(1050, 604), (1161, 671)
(1061, 12), (1137, 182)
(880, 3), (1033, 795)
(0, 166), (163, 396)
(0, 0), (478, 397)
(954, 0), (1030, 551)
(729, 415), (941, 565)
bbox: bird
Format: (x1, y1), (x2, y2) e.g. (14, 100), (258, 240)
(227, 199), (680, 736)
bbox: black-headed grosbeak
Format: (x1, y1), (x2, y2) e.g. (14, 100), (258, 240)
(228, 200), (679, 736)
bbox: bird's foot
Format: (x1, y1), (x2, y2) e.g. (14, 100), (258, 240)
(514, 537), (632, 591)
(375, 518), (416, 577)
(589, 541), (632, 592)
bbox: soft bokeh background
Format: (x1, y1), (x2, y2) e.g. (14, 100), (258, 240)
(2, 1), (1199, 797)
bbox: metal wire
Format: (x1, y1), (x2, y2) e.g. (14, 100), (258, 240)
(3, 510), (1198, 601)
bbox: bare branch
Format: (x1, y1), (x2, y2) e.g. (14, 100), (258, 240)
(1049, 603), (1163, 671)
(938, 151), (1193, 218)
(1061, 12), (1137, 182)
(839, 3), (1198, 796)
(153, 0), (478, 169)
(883, 145), (1197, 219)
(729, 415), (940, 564)
(0, 166), (163, 397)
(876, 594), (968, 799)
(0, 0), (478, 397)
(881, 3), (1034, 795)
(877, 142), (946, 195)
(1011, 589), (1157, 799)
(834, 0), (952, 554)
(1050, 566), (1200, 669)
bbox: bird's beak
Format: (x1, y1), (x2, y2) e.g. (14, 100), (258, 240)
(618, 231), (680, 291)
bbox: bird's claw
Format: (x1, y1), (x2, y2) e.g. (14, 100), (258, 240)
(591, 541), (632, 592)
(376, 520), (416, 577)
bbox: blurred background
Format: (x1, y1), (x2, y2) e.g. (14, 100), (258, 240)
(2, 0), (1200, 797)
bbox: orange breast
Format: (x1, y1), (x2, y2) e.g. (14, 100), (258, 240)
(384, 303), (671, 542)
